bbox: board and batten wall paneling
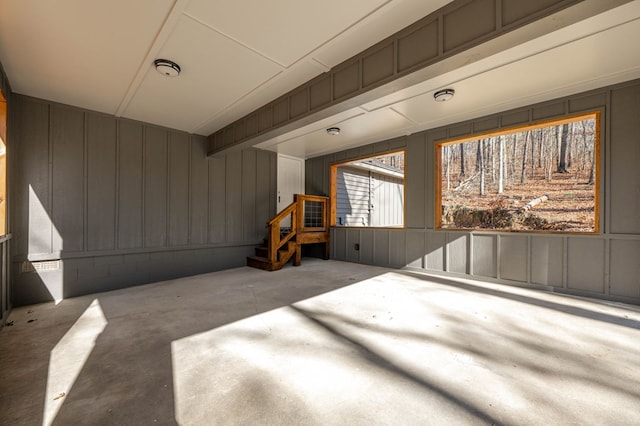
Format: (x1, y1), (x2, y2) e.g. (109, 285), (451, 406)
(51, 104), (84, 253)
(225, 151), (243, 242)
(255, 149), (276, 240)
(360, 229), (374, 265)
(609, 84), (640, 234)
(87, 114), (117, 251)
(169, 131), (190, 246)
(346, 229), (360, 262)
(306, 79), (640, 304)
(118, 120), (144, 250)
(374, 230), (390, 266)
(406, 134), (425, 229)
(144, 126), (168, 248)
(471, 234), (497, 278)
(447, 233), (468, 274)
(209, 156), (226, 244)
(332, 228), (346, 260)
(389, 231), (406, 267)
(11, 94), (276, 305)
(609, 239), (640, 298)
(406, 230), (425, 269)
(530, 236), (564, 287)
(190, 136), (209, 245)
(499, 235), (528, 283)
(242, 150), (257, 241)
(567, 237), (605, 294)
(14, 97), (51, 256)
(425, 231), (446, 271)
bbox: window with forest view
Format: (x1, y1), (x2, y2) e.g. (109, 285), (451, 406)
(436, 113), (599, 233)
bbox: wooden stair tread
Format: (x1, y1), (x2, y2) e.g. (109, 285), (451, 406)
(246, 194), (330, 271)
(246, 255), (279, 271)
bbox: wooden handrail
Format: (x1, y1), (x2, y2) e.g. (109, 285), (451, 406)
(267, 201), (297, 226)
(295, 194), (328, 203)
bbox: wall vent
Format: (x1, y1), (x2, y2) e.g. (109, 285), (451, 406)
(21, 260), (61, 273)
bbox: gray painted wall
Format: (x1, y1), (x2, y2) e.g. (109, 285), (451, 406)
(307, 79), (640, 305)
(11, 95), (276, 306)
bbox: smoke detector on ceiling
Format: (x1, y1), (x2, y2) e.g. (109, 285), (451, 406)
(154, 59), (181, 77)
(434, 88), (455, 102)
(326, 127), (341, 136)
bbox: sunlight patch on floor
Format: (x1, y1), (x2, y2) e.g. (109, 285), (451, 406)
(44, 299), (107, 426)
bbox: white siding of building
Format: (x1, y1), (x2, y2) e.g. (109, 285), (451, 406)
(337, 165), (403, 227)
(371, 174), (404, 227)
(337, 167), (370, 226)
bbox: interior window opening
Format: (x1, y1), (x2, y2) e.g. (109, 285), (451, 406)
(331, 151), (405, 228)
(436, 112), (599, 234)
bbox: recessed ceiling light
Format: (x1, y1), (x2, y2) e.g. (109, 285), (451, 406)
(154, 59), (181, 77)
(326, 127), (341, 135)
(434, 88), (455, 102)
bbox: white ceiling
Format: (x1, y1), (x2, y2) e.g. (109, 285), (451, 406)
(1, 0), (639, 160)
(0, 0), (451, 136)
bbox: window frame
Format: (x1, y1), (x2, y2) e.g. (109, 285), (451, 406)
(434, 111), (601, 234)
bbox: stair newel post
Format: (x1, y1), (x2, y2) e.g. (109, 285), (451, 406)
(324, 198), (330, 260)
(268, 220), (279, 264)
(295, 194), (304, 231)
(292, 201), (299, 266)
(291, 204), (298, 235)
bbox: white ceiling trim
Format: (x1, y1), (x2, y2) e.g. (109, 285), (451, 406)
(182, 11), (287, 68)
(115, 0), (191, 117)
(188, 68), (285, 134)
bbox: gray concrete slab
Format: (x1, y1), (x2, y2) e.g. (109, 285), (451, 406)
(1, 259), (639, 425)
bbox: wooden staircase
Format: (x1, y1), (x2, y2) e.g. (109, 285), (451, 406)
(247, 194), (330, 271)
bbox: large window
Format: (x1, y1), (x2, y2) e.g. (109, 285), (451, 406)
(436, 112), (599, 233)
(331, 151), (404, 228)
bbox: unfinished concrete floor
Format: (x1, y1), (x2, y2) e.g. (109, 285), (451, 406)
(1, 259), (639, 425)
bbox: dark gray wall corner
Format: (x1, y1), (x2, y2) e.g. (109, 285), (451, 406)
(11, 94), (276, 306)
(308, 79), (640, 305)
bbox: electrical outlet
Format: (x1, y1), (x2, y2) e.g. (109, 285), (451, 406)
(354, 243), (360, 251)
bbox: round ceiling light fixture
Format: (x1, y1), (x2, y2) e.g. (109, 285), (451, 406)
(434, 88), (455, 102)
(326, 127), (341, 136)
(154, 59), (181, 77)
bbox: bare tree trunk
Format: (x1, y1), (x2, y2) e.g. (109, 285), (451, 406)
(538, 128), (543, 168)
(557, 123), (569, 173)
(460, 144), (466, 177)
(479, 140), (485, 196)
(567, 123), (574, 168)
(498, 136), (504, 194)
(491, 137), (495, 183)
(445, 146), (451, 191)
(521, 130), (530, 184)
(510, 134), (517, 177)
(530, 130), (535, 177)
